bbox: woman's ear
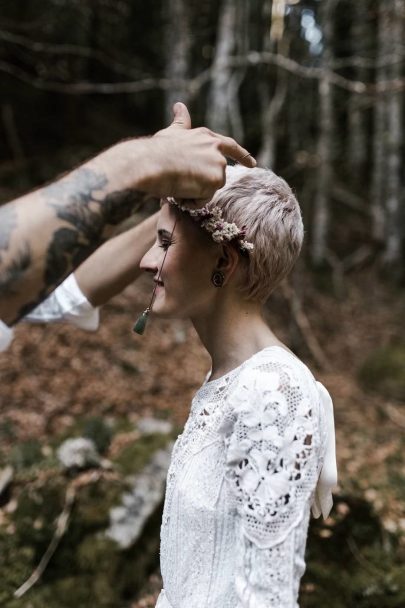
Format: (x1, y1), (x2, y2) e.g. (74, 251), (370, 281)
(215, 244), (239, 286)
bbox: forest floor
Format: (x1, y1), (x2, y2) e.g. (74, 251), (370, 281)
(1, 268), (404, 606)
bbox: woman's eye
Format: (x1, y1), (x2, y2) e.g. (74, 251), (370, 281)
(159, 241), (172, 251)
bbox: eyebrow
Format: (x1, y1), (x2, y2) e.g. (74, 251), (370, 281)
(158, 229), (173, 239)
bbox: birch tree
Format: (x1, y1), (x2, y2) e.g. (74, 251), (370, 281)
(164, 0), (191, 123)
(311, 0), (337, 266)
(258, 0), (288, 168)
(382, 0), (403, 268)
(207, 0), (248, 141)
(347, 0), (368, 175)
(371, 0), (389, 243)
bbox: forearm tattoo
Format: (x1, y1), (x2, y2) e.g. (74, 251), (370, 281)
(0, 205), (30, 298)
(0, 167), (147, 323)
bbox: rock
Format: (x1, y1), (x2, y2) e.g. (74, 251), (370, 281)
(57, 437), (101, 470)
(106, 445), (172, 549)
(137, 417), (173, 436)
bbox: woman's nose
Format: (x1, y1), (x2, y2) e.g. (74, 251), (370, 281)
(140, 245), (159, 274)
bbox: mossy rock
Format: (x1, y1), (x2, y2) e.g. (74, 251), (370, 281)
(358, 345), (405, 401)
(0, 427), (171, 608)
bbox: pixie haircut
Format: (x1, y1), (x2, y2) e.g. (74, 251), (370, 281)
(207, 165), (304, 303)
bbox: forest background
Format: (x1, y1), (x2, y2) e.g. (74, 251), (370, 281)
(0, 1), (404, 607)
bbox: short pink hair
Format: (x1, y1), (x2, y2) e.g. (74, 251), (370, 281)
(207, 165), (304, 302)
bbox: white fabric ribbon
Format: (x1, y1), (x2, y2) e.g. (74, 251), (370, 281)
(311, 381), (338, 519)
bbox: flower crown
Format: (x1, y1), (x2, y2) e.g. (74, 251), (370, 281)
(167, 197), (254, 254)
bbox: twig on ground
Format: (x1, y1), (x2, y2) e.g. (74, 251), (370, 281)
(385, 404), (405, 429)
(14, 483), (76, 598)
(281, 281), (332, 371)
(347, 536), (384, 579)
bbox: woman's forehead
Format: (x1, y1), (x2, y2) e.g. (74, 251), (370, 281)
(157, 202), (176, 230)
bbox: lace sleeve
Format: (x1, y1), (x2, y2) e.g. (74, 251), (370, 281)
(221, 354), (321, 606)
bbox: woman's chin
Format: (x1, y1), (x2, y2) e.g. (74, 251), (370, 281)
(151, 303), (189, 320)
(151, 302), (179, 319)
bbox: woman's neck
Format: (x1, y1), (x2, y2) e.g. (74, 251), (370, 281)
(192, 297), (284, 381)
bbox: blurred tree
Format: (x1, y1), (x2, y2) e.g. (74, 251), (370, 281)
(164, 0), (191, 122)
(311, 0), (337, 266)
(0, 0), (404, 279)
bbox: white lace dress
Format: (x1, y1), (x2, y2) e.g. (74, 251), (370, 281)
(156, 346), (336, 608)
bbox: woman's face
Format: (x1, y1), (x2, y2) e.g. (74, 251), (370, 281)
(140, 203), (221, 319)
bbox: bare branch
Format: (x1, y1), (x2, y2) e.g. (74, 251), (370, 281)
(0, 28), (147, 79)
(280, 282), (332, 371)
(2, 51), (405, 97)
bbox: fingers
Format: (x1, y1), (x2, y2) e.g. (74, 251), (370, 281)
(170, 102), (192, 130)
(214, 133), (256, 168)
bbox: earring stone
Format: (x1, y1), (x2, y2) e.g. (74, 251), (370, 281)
(211, 270), (225, 288)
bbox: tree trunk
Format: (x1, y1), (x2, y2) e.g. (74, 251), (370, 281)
(371, 0), (389, 242)
(258, 0), (288, 168)
(311, 0), (336, 266)
(347, 0), (368, 175)
(207, 0), (246, 138)
(164, 0), (191, 123)
(382, 0), (403, 267)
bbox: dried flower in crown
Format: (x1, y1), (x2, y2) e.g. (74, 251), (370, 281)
(167, 197), (254, 254)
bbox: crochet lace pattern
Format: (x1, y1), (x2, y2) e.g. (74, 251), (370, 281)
(156, 347), (327, 608)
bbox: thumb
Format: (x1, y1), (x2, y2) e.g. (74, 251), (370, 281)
(170, 102), (192, 129)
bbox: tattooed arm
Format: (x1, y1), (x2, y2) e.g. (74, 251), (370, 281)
(74, 212), (158, 307)
(0, 103), (255, 326)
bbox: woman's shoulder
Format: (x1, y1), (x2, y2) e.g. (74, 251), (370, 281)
(226, 345), (319, 414)
(236, 345), (314, 385)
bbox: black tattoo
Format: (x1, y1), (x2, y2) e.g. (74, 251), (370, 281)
(0, 204), (17, 251)
(2, 168), (146, 323)
(0, 244), (31, 296)
(42, 169), (147, 290)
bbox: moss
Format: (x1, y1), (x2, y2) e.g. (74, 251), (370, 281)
(358, 344), (405, 401)
(113, 433), (170, 476)
(0, 530), (36, 606)
(73, 478), (125, 530)
(9, 440), (44, 471)
(13, 478), (65, 551)
(76, 535), (118, 572)
(83, 417), (113, 454)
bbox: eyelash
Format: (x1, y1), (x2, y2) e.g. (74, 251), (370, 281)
(159, 241), (172, 251)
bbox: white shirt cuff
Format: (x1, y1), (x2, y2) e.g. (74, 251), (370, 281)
(0, 320), (14, 352)
(24, 273), (100, 331)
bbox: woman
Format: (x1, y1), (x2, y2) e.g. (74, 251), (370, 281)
(139, 165), (337, 608)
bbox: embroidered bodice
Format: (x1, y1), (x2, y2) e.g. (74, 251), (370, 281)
(156, 346), (333, 608)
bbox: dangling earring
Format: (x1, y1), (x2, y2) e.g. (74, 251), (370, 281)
(133, 218), (177, 336)
(211, 270), (225, 288)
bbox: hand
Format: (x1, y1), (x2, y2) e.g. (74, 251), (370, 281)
(140, 102), (256, 199)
